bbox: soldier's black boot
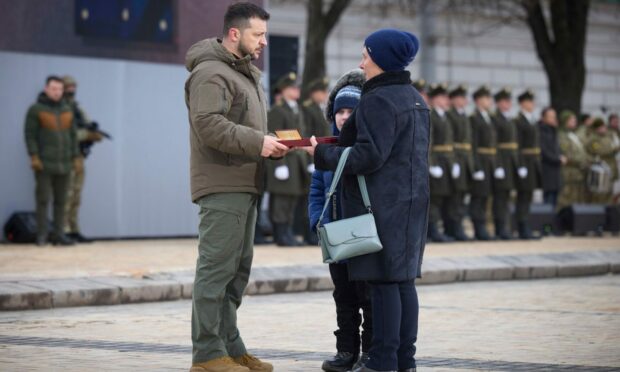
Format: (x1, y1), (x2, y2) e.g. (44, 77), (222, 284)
(518, 222), (539, 240)
(494, 219), (512, 240)
(253, 225), (272, 245)
(452, 220), (471, 241)
(36, 235), (48, 247)
(285, 225), (303, 246)
(49, 233), (75, 246)
(274, 224), (297, 247)
(428, 222), (453, 243)
(322, 351), (357, 372)
(473, 221), (493, 241)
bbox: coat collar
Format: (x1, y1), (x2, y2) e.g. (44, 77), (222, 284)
(362, 70), (411, 95)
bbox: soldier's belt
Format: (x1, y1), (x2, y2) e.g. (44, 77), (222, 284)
(432, 145), (454, 152)
(453, 143), (472, 151)
(476, 147), (497, 155)
(498, 142), (518, 150)
(521, 147), (541, 155)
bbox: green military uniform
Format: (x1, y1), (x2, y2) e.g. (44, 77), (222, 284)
(445, 85), (474, 240)
(62, 75), (100, 239)
(514, 90), (542, 238)
(491, 88), (518, 239)
(585, 118), (620, 204)
(265, 73), (308, 245)
(557, 111), (590, 210)
(300, 77), (330, 137)
(469, 86), (496, 240)
(427, 83), (455, 242)
(24, 92), (79, 243)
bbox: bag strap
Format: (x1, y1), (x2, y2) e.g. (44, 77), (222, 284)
(317, 147), (372, 229)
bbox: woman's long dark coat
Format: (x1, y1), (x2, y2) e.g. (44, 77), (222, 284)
(314, 71), (430, 282)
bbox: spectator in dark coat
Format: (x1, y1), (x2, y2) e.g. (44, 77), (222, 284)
(305, 28), (429, 372)
(308, 70), (372, 372)
(539, 107), (566, 207)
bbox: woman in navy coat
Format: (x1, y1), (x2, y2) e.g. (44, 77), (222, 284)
(305, 29), (430, 372)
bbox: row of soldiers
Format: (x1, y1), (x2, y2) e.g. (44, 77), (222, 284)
(261, 72), (332, 246)
(417, 79), (620, 242)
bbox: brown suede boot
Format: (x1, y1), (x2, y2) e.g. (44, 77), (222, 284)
(233, 354), (273, 372)
(190, 356), (250, 372)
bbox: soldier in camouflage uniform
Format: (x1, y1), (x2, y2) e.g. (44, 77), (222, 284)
(514, 89), (542, 239)
(266, 73), (308, 246)
(445, 84), (473, 241)
(469, 86), (496, 240)
(585, 118), (620, 204)
(427, 83), (455, 242)
(61, 76), (103, 243)
(492, 87), (518, 239)
(557, 110), (590, 210)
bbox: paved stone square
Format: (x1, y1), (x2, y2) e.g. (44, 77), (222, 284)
(1, 275), (619, 371)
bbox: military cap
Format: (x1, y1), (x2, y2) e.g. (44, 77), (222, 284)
(307, 76), (329, 92)
(448, 84), (468, 98)
(427, 82), (449, 98)
(493, 86), (512, 102)
(591, 117), (606, 129)
(472, 85), (491, 100)
(517, 88), (535, 102)
(411, 78), (426, 92)
(62, 75), (77, 87)
(274, 72), (298, 93)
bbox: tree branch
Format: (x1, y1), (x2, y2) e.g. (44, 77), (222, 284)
(322, 0), (353, 37)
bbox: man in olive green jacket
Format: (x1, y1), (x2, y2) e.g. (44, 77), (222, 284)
(184, 3), (287, 372)
(557, 111), (590, 210)
(24, 76), (82, 246)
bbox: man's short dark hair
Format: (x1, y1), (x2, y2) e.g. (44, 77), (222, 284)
(223, 2), (270, 35)
(46, 75), (63, 85)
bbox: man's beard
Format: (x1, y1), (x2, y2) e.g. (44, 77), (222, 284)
(239, 41), (260, 60)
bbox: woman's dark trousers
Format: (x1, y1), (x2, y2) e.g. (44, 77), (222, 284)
(365, 280), (418, 371)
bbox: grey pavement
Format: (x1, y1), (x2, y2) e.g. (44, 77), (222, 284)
(1, 249), (620, 311)
(0, 275), (618, 371)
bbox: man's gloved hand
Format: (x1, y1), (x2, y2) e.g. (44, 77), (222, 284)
(451, 163), (461, 179)
(73, 157), (84, 173)
(307, 163), (315, 174)
(87, 132), (104, 142)
(30, 155), (43, 172)
(472, 170), (485, 181)
(494, 167), (506, 179)
(275, 165), (290, 180)
(518, 167), (528, 179)
(429, 166), (444, 179)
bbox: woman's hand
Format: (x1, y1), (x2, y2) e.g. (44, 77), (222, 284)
(302, 136), (318, 156)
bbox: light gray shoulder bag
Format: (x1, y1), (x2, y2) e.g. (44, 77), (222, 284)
(317, 147), (383, 264)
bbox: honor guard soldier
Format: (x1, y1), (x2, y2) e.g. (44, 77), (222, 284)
(492, 87), (518, 239)
(297, 77), (330, 245)
(427, 83), (455, 242)
(411, 78), (429, 105)
(469, 85), (496, 240)
(585, 118), (620, 204)
(301, 76), (331, 137)
(514, 89), (542, 239)
(266, 72), (309, 246)
(557, 111), (591, 210)
(445, 84), (473, 241)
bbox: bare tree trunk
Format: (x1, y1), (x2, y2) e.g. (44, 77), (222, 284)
(522, 0), (589, 115)
(301, 0), (352, 99)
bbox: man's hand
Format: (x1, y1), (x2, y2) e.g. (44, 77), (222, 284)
(301, 136), (318, 157)
(262, 135), (289, 158)
(73, 157), (84, 173)
(30, 155), (43, 172)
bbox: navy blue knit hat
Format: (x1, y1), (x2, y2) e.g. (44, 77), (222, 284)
(364, 29), (419, 72)
(333, 85), (362, 115)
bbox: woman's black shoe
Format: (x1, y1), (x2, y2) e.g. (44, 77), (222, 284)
(322, 351), (357, 372)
